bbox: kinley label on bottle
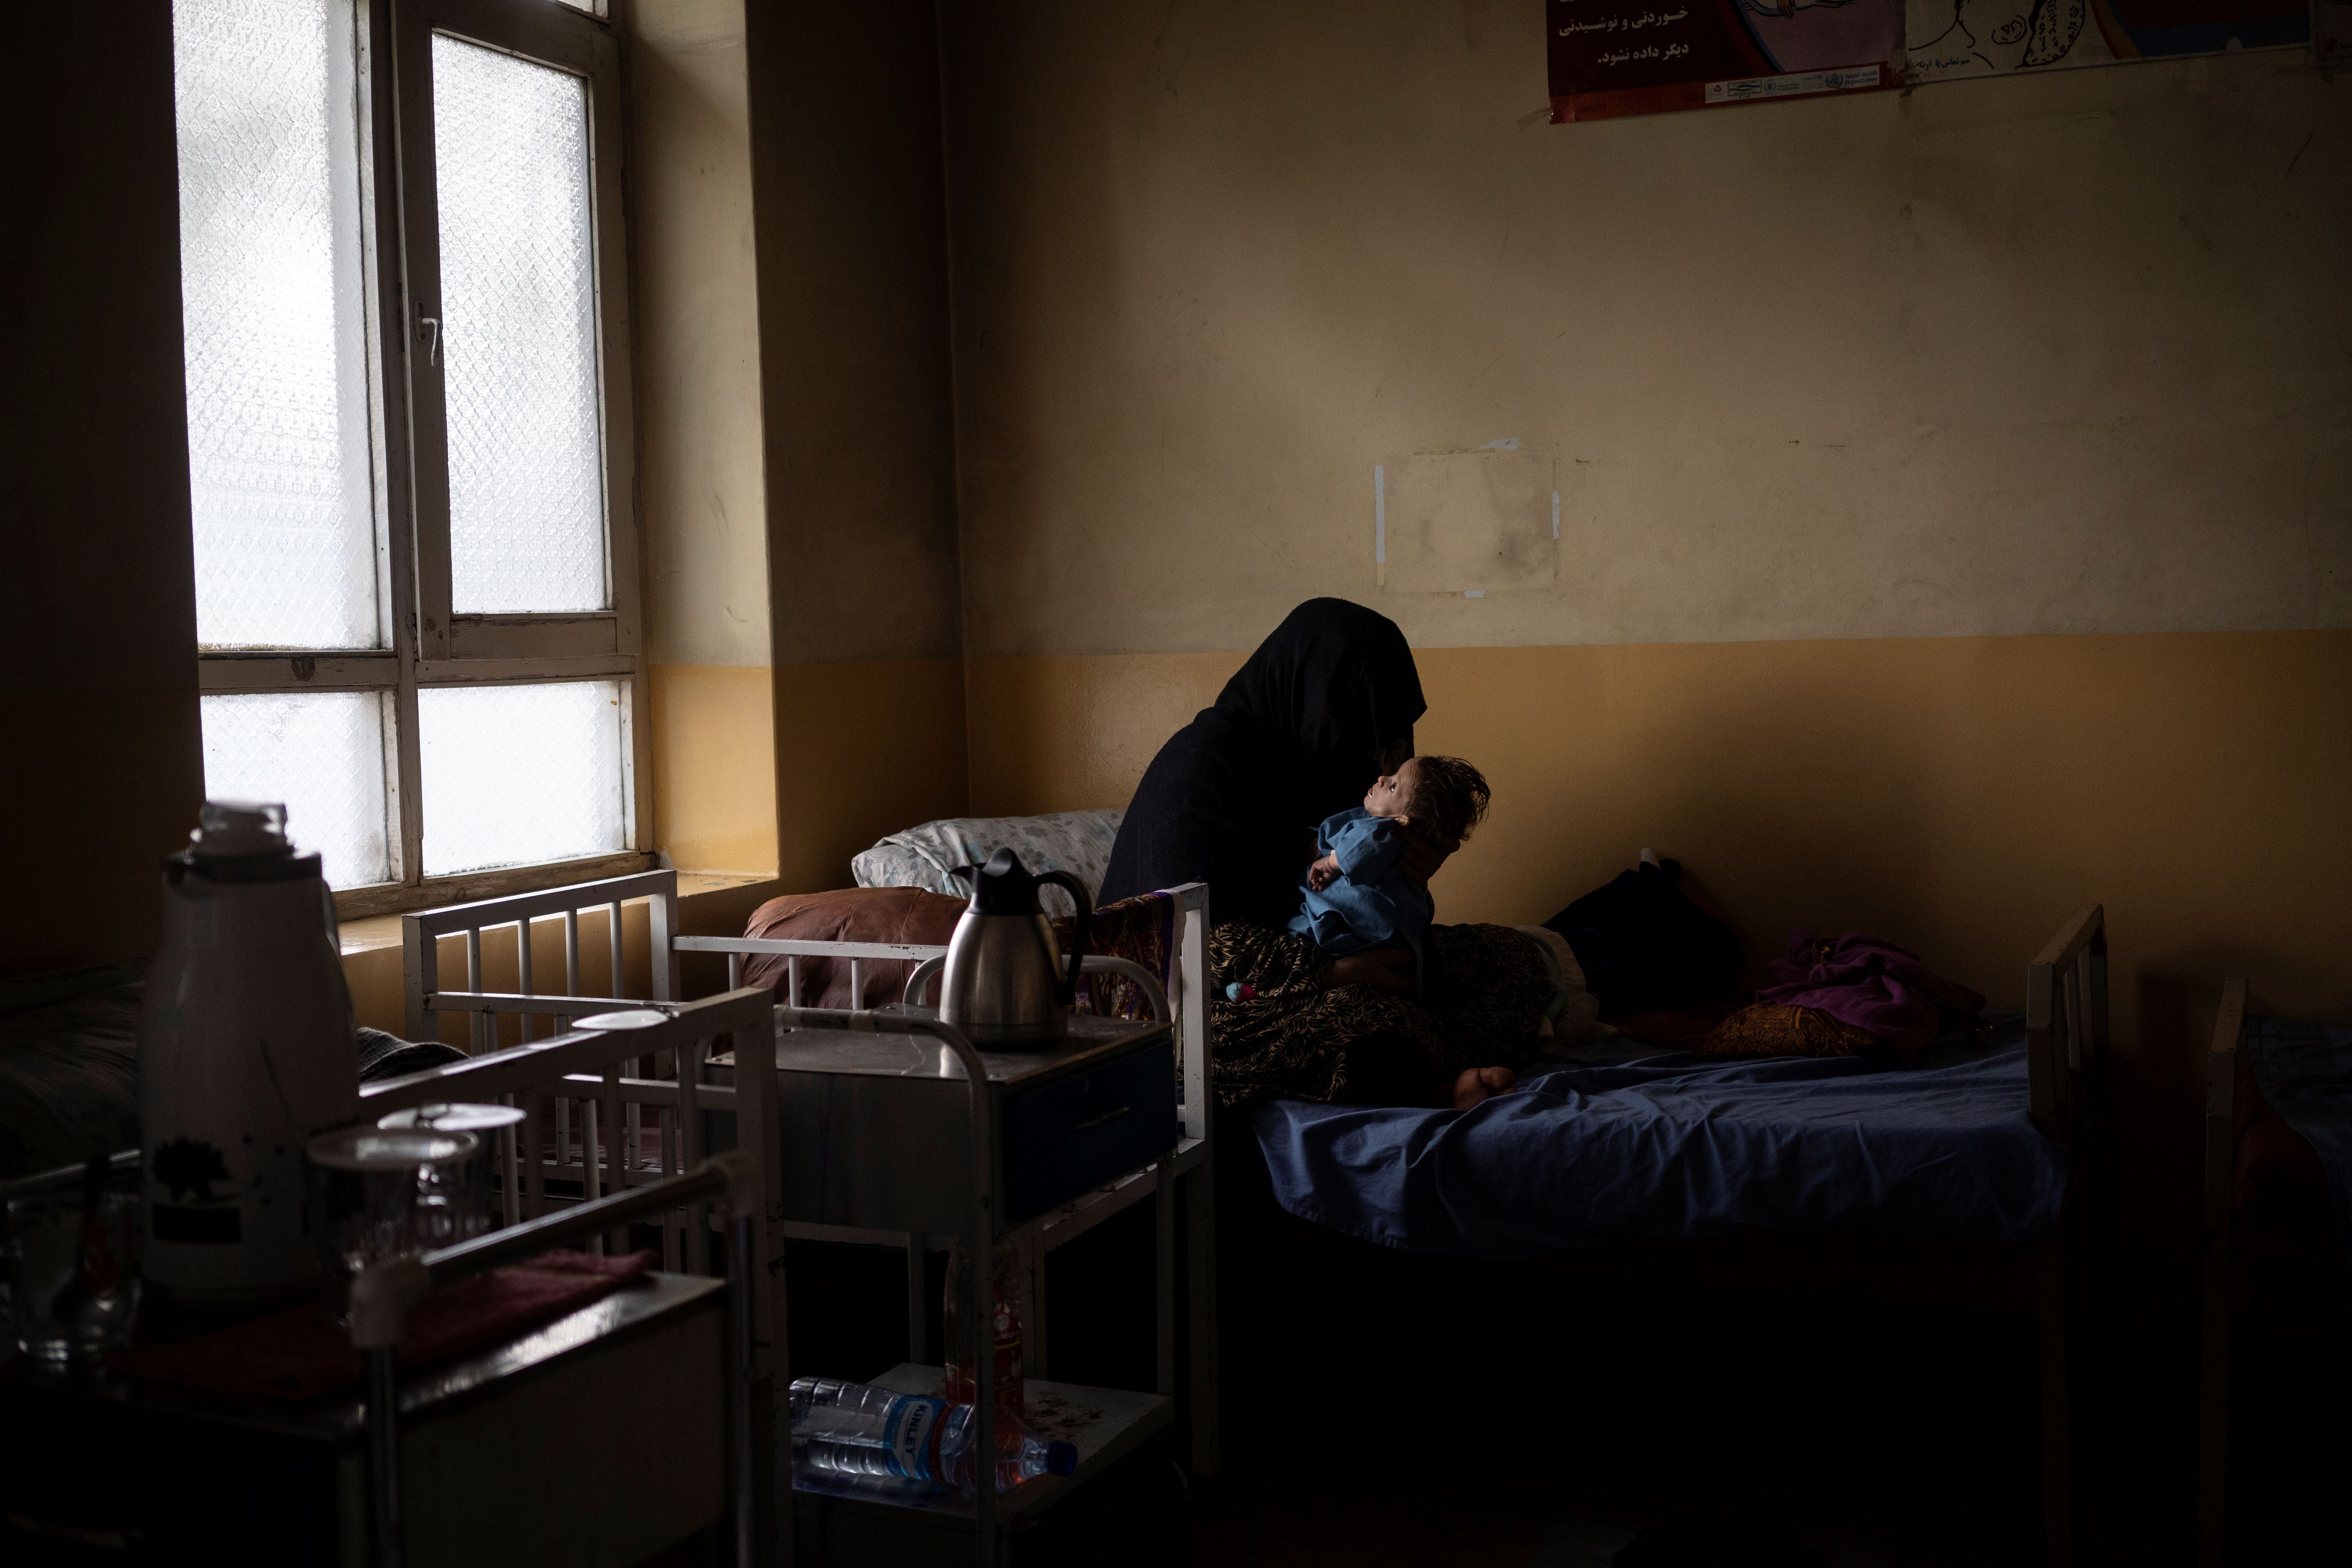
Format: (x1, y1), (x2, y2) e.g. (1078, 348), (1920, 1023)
(883, 1395), (949, 1482)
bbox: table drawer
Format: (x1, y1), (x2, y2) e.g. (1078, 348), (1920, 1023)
(1000, 1039), (1177, 1222)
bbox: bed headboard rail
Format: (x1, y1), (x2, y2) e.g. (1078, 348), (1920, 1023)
(2025, 902), (2107, 1146)
(402, 869), (681, 1049)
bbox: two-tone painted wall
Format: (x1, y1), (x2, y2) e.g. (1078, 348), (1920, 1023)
(604, 0), (978, 895)
(628, 0), (779, 879)
(743, 1), (970, 889)
(935, 0), (2351, 1310)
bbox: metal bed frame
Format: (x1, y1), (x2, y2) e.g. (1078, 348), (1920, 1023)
(400, 868), (1222, 1478)
(2023, 902), (2110, 1568)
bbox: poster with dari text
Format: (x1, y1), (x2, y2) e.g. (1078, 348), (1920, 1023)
(1547, 0), (1903, 122)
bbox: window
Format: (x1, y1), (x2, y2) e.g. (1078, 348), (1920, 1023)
(174, 0), (645, 915)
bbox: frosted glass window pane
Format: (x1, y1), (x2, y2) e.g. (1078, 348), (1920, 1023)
(419, 682), (624, 876)
(201, 693), (392, 889)
(432, 36), (608, 614)
(175, 0), (380, 650)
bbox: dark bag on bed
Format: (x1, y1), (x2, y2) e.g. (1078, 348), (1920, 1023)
(1541, 858), (1741, 1020)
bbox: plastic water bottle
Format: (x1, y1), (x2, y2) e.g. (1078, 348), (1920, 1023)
(943, 1235), (1027, 1414)
(789, 1377), (1078, 1492)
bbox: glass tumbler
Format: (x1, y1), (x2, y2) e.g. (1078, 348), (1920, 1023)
(305, 1128), (478, 1322)
(5, 1191), (141, 1374)
(377, 1102), (525, 1241)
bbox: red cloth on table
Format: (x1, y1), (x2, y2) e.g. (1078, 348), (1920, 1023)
(114, 1249), (654, 1402)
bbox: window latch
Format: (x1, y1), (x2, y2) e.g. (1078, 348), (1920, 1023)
(418, 314), (440, 366)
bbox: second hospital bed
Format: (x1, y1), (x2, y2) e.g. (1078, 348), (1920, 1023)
(1235, 902), (2109, 1568)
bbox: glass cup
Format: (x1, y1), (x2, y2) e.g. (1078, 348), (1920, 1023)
(377, 1102), (525, 1241)
(5, 1191), (141, 1374)
(305, 1128), (479, 1322)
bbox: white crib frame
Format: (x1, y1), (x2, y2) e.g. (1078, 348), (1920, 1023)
(362, 986), (771, 1255)
(402, 870), (1221, 1477)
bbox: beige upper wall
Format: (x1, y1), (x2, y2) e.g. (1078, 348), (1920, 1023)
(938, 1), (2351, 658)
(746, 0), (963, 666)
(627, 0), (771, 670)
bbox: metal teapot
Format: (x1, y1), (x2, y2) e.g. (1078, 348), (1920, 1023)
(938, 848), (1093, 1046)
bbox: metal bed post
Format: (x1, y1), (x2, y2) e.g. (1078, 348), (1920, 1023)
(2199, 977), (2247, 1568)
(401, 915), (437, 1046)
(2025, 902), (2104, 1568)
(463, 927), (486, 1054)
(362, 1337), (405, 1568)
(515, 917), (535, 1045)
(1155, 1160), (1176, 1400)
(731, 1201), (759, 1568)
(1171, 883), (1219, 1477)
(733, 999), (788, 1381)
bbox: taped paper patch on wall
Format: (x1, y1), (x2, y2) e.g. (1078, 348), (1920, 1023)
(1378, 446), (1559, 595)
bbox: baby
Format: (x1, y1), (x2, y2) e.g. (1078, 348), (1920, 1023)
(1288, 754), (1491, 995)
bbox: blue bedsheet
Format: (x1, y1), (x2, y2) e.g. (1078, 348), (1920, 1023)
(2245, 1014), (2352, 1249)
(1253, 1012), (2069, 1256)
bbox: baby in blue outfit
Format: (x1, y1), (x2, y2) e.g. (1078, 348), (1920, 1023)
(1287, 755), (1491, 994)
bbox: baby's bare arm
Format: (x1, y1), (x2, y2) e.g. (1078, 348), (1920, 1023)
(1306, 853), (1341, 892)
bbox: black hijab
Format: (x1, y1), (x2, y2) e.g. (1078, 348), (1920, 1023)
(1099, 599), (1425, 928)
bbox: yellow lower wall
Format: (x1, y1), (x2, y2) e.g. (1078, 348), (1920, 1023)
(773, 657), (969, 893)
(973, 630), (2351, 1026)
(971, 629), (2351, 1319)
(650, 664), (780, 876)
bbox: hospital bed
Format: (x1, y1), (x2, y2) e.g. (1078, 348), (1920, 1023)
(1236, 903), (2109, 1568)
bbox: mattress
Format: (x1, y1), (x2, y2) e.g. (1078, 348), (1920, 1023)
(1253, 1011), (2071, 1256)
(2237, 1014), (2351, 1250)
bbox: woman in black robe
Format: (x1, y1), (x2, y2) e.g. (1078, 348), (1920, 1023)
(1101, 599), (1549, 1109)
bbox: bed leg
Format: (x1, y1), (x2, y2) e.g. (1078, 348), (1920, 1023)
(2038, 1240), (2071, 1568)
(1184, 1160), (1220, 1479)
(2199, 1263), (2230, 1568)
(2198, 979), (2242, 1568)
(1155, 1162), (1176, 1401)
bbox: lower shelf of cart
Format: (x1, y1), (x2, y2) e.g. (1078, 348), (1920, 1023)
(787, 1364), (1172, 1528)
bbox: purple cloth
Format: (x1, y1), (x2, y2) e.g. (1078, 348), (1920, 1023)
(1755, 929), (1986, 1053)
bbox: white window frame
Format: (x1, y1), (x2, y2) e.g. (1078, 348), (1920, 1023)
(194, 0), (651, 919)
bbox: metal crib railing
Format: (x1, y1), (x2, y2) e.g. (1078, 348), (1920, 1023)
(365, 990), (779, 1284)
(401, 872), (699, 1266)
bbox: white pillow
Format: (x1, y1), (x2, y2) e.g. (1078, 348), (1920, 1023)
(851, 810), (1125, 918)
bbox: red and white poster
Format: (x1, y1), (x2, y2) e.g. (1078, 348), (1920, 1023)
(1547, 0), (1904, 122)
